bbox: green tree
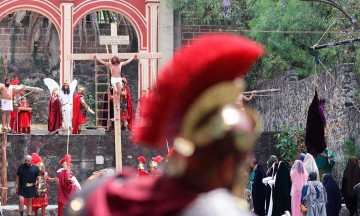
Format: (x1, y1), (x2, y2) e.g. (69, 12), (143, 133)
(274, 125), (306, 162)
(170, 0), (360, 84)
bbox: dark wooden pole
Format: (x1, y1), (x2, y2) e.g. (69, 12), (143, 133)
(1, 132), (8, 205)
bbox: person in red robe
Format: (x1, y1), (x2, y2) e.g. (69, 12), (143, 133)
(137, 156), (149, 176)
(48, 89), (62, 133)
(57, 154), (76, 216)
(72, 87), (93, 134)
(120, 77), (134, 130)
(17, 97), (32, 134)
(65, 34), (265, 216)
(9, 78), (22, 132)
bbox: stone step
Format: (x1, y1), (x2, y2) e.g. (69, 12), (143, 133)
(0, 205), (57, 216)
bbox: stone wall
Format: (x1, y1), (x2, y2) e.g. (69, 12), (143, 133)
(0, 131), (168, 205)
(251, 63), (360, 179)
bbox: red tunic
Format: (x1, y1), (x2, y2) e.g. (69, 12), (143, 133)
(18, 103), (32, 129)
(30, 172), (49, 209)
(138, 169), (149, 176)
(10, 109), (18, 131)
(120, 85), (134, 130)
(72, 93), (84, 134)
(58, 169), (76, 206)
(48, 96), (63, 132)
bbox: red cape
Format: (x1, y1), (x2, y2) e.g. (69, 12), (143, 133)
(120, 85), (134, 130)
(58, 169), (76, 205)
(18, 103), (32, 130)
(85, 174), (200, 216)
(138, 169), (149, 176)
(10, 109), (18, 131)
(72, 93), (82, 134)
(48, 96), (62, 132)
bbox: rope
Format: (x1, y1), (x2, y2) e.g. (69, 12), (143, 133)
(314, 20), (338, 47)
(66, 128), (70, 154)
(318, 59), (360, 114)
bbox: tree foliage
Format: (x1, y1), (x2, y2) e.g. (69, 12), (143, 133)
(274, 125), (306, 162)
(171, 0), (360, 83)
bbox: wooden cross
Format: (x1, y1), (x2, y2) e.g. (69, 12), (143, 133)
(67, 23), (162, 172)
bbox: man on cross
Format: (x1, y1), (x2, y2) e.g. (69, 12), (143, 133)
(94, 54), (137, 109)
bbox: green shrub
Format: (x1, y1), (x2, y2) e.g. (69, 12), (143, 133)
(274, 125), (306, 162)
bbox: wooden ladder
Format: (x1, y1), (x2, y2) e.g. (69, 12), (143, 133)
(95, 63), (111, 131)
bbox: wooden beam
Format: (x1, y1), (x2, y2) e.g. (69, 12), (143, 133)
(1, 133), (8, 205)
(67, 53), (163, 60)
(242, 89), (280, 95)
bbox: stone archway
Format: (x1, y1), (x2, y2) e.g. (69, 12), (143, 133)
(0, 0), (160, 90)
(0, 0), (61, 33)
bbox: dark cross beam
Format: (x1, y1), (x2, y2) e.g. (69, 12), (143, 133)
(311, 37), (360, 50)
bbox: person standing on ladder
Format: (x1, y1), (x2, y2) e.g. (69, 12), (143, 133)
(93, 54), (137, 110)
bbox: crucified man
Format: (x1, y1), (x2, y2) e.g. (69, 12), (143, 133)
(94, 54), (137, 109)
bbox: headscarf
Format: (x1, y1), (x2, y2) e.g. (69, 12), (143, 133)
(267, 155), (278, 169)
(272, 161), (292, 216)
(303, 153), (319, 181)
(343, 157), (360, 197)
(322, 173), (341, 216)
(252, 163), (266, 216)
(299, 153), (305, 162)
(290, 160), (308, 195)
(342, 157), (360, 215)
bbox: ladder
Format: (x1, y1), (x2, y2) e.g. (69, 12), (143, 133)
(95, 62), (112, 131)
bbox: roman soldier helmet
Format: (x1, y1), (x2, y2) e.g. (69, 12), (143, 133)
(137, 156), (146, 170)
(59, 154), (72, 167)
(166, 147), (175, 161)
(10, 77), (19, 85)
(78, 86), (85, 94)
(31, 153), (42, 166)
(149, 155), (164, 169)
(132, 33), (264, 178)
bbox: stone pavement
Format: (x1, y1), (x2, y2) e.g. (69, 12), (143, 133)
(1, 205), (57, 216)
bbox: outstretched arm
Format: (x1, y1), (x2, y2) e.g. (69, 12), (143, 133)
(121, 54), (138, 66)
(243, 91), (255, 101)
(93, 55), (111, 67)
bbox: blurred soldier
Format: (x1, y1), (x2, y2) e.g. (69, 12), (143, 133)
(58, 154), (76, 216)
(149, 155), (164, 176)
(66, 34), (264, 216)
(137, 156), (149, 176)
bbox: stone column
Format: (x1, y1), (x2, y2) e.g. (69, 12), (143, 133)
(145, 0), (160, 88)
(60, 1), (74, 85)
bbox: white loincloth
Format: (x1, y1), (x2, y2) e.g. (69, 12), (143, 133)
(111, 77), (123, 87)
(1, 99), (13, 111)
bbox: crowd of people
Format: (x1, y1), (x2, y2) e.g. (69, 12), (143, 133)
(246, 152), (360, 216)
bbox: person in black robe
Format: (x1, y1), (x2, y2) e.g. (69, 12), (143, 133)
(252, 162), (266, 216)
(272, 161), (291, 216)
(342, 157), (360, 216)
(322, 173), (341, 216)
(305, 90), (327, 156)
(265, 155), (278, 214)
